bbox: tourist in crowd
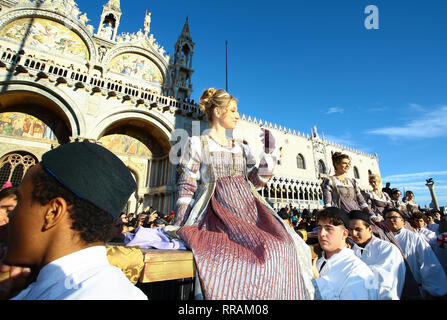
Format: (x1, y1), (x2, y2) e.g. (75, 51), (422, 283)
(404, 191), (420, 214)
(0, 142), (147, 300)
(384, 208), (447, 299)
(0, 185), (18, 227)
(410, 212), (437, 246)
(382, 182), (392, 198)
(364, 174), (392, 219)
(278, 207), (293, 228)
(321, 152), (401, 250)
(0, 184), (18, 261)
(433, 210), (442, 224)
(311, 207), (378, 300)
(163, 88), (314, 299)
(349, 210), (405, 300)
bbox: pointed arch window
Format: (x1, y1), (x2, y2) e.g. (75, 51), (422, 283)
(296, 154), (306, 169)
(0, 153), (37, 187)
(354, 166), (360, 179)
(318, 160), (327, 174)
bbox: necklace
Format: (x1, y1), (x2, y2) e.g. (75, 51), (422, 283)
(207, 134), (234, 149)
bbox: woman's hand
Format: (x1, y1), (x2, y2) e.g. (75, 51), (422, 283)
(260, 128), (276, 154)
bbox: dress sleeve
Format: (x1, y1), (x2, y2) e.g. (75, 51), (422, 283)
(352, 179), (374, 215)
(321, 178), (334, 208)
(172, 136), (201, 226)
(241, 141), (279, 190)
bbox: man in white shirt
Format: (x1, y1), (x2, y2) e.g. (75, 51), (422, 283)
(426, 212), (439, 234)
(349, 210), (405, 300)
(311, 207), (378, 300)
(1, 142), (148, 300)
(385, 208), (447, 299)
(411, 212), (437, 246)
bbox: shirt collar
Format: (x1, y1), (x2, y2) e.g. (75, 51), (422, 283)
(35, 246), (109, 286)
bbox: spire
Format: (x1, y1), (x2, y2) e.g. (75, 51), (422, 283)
(106, 0), (121, 12)
(180, 17), (191, 40)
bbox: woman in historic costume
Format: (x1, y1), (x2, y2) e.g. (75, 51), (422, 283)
(321, 152), (402, 250)
(390, 188), (412, 221)
(403, 190), (420, 215)
(364, 174), (392, 217)
(163, 88), (314, 300)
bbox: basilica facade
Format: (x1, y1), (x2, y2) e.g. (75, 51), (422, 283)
(0, 0), (381, 215)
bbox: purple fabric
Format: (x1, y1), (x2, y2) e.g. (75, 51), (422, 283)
(124, 226), (187, 250)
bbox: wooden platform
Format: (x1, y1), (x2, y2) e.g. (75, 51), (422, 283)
(140, 249), (196, 283)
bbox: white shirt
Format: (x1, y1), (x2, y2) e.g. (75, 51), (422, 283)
(11, 246), (148, 300)
(352, 236), (405, 300)
(416, 227), (438, 246)
(312, 247), (378, 300)
(394, 228), (447, 298)
(427, 222), (439, 234)
(432, 232), (447, 275)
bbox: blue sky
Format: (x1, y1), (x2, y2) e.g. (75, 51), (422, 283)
(75, 0), (447, 207)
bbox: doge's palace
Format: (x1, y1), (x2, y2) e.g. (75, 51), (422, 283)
(0, 0), (381, 215)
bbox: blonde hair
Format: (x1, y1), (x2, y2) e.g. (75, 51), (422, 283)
(368, 174), (381, 182)
(199, 88), (237, 122)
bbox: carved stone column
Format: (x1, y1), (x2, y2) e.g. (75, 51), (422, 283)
(425, 178), (440, 211)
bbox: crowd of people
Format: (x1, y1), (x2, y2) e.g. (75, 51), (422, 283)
(0, 87), (446, 301)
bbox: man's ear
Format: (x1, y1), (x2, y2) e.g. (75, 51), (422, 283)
(42, 197), (69, 231)
(342, 227), (349, 240)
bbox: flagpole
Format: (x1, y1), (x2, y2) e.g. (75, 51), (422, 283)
(225, 40), (228, 91)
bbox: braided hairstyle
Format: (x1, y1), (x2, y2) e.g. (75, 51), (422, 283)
(199, 88), (237, 122)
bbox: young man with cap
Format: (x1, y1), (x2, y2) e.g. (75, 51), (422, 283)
(349, 210), (405, 300)
(311, 207), (378, 300)
(1, 142), (148, 300)
(384, 208), (447, 299)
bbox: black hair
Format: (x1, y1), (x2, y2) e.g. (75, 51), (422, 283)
(383, 207), (402, 217)
(411, 211), (425, 221)
(332, 152), (349, 168)
(391, 188), (401, 195)
(277, 208), (290, 220)
(31, 167), (114, 243)
(0, 187), (18, 201)
(315, 207), (347, 228)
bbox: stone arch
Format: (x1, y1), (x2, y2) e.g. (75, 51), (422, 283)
(0, 82), (85, 141)
(0, 9), (98, 64)
(91, 110), (173, 157)
(103, 46), (168, 82)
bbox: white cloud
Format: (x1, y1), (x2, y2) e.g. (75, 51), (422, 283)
(367, 105), (447, 139)
(408, 103), (425, 112)
(325, 107), (344, 115)
(382, 171), (447, 183)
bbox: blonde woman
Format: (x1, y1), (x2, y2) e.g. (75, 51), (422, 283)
(164, 88), (314, 300)
(365, 174), (392, 218)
